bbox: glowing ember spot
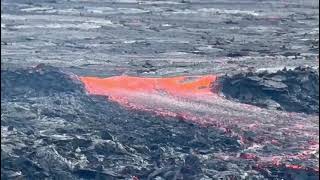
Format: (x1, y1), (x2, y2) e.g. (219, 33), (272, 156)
(240, 153), (259, 160)
(132, 176), (139, 180)
(285, 164), (305, 170)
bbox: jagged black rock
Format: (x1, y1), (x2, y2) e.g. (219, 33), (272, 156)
(217, 67), (319, 114)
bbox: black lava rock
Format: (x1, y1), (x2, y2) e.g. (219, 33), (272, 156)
(216, 67), (319, 114)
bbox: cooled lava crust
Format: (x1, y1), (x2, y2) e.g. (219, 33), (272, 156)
(1, 65), (319, 180)
(216, 67), (319, 114)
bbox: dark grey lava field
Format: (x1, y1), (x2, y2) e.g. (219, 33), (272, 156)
(1, 0), (319, 75)
(1, 0), (319, 180)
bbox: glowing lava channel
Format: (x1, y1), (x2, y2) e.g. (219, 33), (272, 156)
(80, 75), (216, 97)
(80, 75), (319, 173)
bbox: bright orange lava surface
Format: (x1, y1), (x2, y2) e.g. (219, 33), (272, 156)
(80, 75), (217, 97)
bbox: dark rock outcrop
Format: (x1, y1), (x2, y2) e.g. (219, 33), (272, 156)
(216, 67), (319, 114)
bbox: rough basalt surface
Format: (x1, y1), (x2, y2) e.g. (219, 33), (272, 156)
(217, 67), (319, 114)
(1, 0), (318, 76)
(1, 65), (319, 180)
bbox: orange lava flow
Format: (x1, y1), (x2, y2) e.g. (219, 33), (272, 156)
(79, 75), (319, 173)
(80, 75), (217, 98)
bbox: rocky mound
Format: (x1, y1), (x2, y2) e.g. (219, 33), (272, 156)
(216, 67), (319, 114)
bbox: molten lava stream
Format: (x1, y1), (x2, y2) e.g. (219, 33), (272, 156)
(80, 75), (216, 97)
(80, 75), (319, 173)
